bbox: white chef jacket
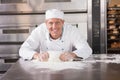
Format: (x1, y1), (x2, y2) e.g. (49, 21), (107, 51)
(19, 22), (92, 60)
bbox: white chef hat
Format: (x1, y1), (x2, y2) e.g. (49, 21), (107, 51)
(45, 9), (64, 20)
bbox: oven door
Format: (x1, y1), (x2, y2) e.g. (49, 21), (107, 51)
(0, 26), (35, 57)
(0, 0), (87, 13)
(0, 26), (34, 42)
(28, 0), (87, 12)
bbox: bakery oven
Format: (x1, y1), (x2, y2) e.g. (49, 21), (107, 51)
(0, 24), (35, 74)
(0, 25), (35, 57)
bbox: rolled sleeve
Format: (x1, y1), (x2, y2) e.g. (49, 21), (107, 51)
(72, 28), (92, 59)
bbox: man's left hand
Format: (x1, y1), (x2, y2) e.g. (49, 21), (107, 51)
(59, 52), (77, 61)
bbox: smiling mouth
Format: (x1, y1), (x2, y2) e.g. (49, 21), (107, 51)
(52, 29), (58, 33)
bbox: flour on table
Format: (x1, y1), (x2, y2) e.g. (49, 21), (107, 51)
(82, 54), (120, 64)
(21, 51), (87, 71)
(31, 60), (87, 70)
(30, 51), (87, 70)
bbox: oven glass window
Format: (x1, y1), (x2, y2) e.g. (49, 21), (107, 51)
(3, 29), (29, 34)
(45, 0), (71, 2)
(1, 0), (26, 3)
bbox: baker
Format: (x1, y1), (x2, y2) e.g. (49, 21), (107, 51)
(19, 9), (92, 62)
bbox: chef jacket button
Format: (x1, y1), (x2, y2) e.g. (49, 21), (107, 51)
(61, 40), (64, 43)
(62, 48), (64, 51)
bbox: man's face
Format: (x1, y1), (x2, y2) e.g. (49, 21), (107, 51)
(46, 18), (64, 39)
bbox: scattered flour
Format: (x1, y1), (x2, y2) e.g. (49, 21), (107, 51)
(31, 60), (87, 70)
(82, 54), (120, 64)
(29, 50), (88, 70)
(20, 54), (120, 72)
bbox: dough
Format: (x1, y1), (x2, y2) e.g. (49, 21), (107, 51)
(48, 51), (62, 62)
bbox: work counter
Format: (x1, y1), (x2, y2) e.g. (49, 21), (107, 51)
(1, 54), (120, 80)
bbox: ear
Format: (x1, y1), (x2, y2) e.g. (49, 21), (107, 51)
(61, 20), (64, 24)
(45, 20), (48, 24)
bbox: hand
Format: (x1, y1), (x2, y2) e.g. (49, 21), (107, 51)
(33, 52), (49, 62)
(59, 52), (77, 62)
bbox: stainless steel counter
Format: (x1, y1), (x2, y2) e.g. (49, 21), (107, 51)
(1, 54), (120, 80)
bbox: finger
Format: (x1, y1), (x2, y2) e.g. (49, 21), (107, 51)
(61, 53), (73, 61)
(33, 53), (40, 60)
(44, 52), (49, 58)
(39, 54), (43, 61)
(40, 52), (47, 61)
(59, 54), (67, 61)
(41, 53), (49, 61)
(67, 54), (74, 61)
(39, 53), (43, 61)
(65, 54), (74, 61)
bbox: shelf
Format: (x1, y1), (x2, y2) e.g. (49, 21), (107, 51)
(107, 28), (120, 30)
(107, 51), (120, 54)
(108, 7), (120, 10)
(107, 18), (116, 20)
(107, 38), (120, 41)
(107, 33), (120, 35)
(108, 47), (120, 50)
(107, 13), (120, 17)
(108, 12), (120, 15)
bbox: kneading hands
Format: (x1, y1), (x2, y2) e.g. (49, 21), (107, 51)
(33, 52), (77, 62)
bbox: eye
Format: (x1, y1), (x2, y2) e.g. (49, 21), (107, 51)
(55, 22), (60, 25)
(48, 22), (53, 26)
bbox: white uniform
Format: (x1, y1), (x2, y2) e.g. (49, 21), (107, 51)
(19, 22), (92, 60)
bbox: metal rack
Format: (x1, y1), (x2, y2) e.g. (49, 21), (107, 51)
(107, 5), (120, 53)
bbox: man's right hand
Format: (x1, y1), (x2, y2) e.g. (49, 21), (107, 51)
(33, 52), (49, 62)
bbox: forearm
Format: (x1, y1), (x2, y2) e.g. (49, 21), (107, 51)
(73, 46), (92, 59)
(19, 47), (37, 60)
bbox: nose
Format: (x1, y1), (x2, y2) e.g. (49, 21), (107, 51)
(52, 23), (57, 29)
